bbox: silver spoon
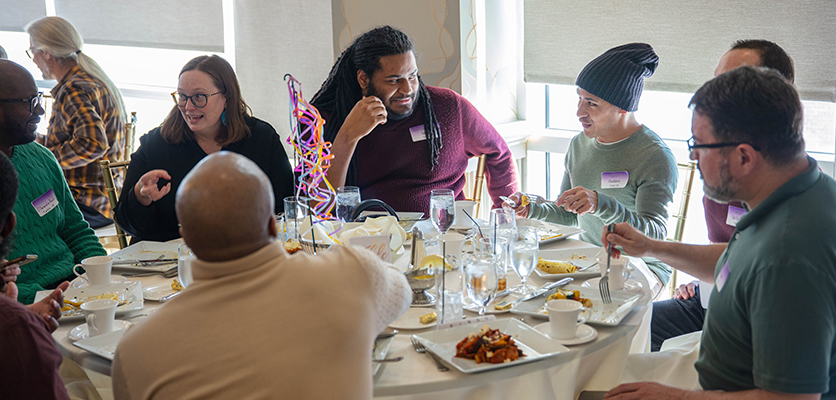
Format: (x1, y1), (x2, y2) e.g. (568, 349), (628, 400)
(372, 356), (404, 363)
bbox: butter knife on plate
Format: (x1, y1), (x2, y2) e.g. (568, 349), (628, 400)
(513, 277), (573, 305)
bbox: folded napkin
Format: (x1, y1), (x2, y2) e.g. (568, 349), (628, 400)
(339, 216), (408, 256)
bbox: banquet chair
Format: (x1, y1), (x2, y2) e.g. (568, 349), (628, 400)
(98, 160), (131, 249)
(464, 154), (488, 218)
(124, 111), (137, 161)
(666, 161), (697, 297)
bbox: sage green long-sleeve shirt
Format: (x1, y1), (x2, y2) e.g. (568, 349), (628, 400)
(529, 126), (677, 284)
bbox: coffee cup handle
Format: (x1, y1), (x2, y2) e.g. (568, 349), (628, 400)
(87, 314), (97, 334)
(73, 264), (87, 281)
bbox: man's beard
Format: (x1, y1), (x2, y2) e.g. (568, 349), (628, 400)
(367, 81), (418, 121)
(702, 158), (737, 203)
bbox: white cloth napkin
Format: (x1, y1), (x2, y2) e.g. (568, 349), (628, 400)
(339, 216), (407, 255)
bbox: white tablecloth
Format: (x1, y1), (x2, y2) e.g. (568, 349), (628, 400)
(52, 232), (654, 400)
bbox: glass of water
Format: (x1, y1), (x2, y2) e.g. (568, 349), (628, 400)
(478, 235), (508, 292)
(178, 244), (193, 288)
(336, 186), (361, 222)
(464, 252), (498, 316)
(430, 189), (455, 235)
(283, 196), (307, 240)
(509, 226), (539, 294)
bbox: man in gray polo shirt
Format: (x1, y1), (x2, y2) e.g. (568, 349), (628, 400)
(604, 66), (836, 399)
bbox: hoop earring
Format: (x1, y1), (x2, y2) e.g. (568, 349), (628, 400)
(221, 110), (227, 126)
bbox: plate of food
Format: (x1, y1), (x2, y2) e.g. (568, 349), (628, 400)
(462, 292), (519, 314)
(35, 281), (144, 322)
(510, 286), (643, 326)
(517, 219), (585, 244)
(109, 241), (179, 275)
(534, 248), (603, 280)
(412, 319), (569, 373)
(389, 307), (438, 330)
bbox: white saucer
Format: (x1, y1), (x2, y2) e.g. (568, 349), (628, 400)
(68, 320), (133, 342)
(389, 307), (438, 330)
(581, 277), (643, 292)
(70, 275), (130, 289)
(533, 322), (598, 345)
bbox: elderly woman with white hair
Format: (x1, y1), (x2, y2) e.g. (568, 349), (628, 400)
(25, 16), (126, 229)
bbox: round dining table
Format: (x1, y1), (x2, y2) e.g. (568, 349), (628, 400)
(52, 224), (658, 400)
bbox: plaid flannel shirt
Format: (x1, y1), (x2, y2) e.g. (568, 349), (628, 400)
(45, 66), (124, 218)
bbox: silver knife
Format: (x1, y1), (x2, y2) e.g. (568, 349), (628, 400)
(159, 290), (183, 302)
(113, 259), (177, 266)
(513, 277), (573, 305)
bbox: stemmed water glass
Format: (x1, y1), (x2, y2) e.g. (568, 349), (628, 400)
(464, 252), (499, 316)
(509, 226), (539, 294)
(430, 189), (455, 235)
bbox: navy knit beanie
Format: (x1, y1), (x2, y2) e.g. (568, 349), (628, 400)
(575, 43), (659, 112)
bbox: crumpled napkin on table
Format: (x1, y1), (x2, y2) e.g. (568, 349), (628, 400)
(339, 216), (408, 256)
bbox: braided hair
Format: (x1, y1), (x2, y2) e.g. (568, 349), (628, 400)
(311, 26), (441, 185)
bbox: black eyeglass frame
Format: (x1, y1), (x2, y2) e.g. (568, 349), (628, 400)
(0, 92), (44, 113)
(171, 92), (224, 109)
(687, 137), (759, 152)
(25, 47), (36, 59)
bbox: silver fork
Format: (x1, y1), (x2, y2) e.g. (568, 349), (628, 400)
(600, 224), (614, 304)
(411, 335), (449, 372)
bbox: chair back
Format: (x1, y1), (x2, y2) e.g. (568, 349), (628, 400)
(667, 161), (697, 297)
(124, 112), (137, 161)
(464, 155), (488, 218)
(99, 160), (131, 249)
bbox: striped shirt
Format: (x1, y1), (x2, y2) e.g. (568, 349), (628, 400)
(46, 65), (124, 218)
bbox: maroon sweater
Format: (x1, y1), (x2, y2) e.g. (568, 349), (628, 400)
(350, 86), (518, 214)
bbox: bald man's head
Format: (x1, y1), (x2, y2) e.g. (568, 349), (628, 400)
(0, 60), (43, 154)
(175, 152), (277, 261)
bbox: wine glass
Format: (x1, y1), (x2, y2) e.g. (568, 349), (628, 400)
(464, 252), (499, 316)
(430, 189), (455, 235)
(477, 236), (508, 292)
(509, 226), (539, 294)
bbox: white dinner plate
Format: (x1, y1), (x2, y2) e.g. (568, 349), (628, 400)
(581, 277), (643, 293)
(517, 218), (585, 244)
(510, 286), (642, 326)
(36, 281), (144, 322)
(73, 329), (127, 361)
(109, 241), (179, 274)
(449, 218), (488, 232)
(70, 275), (129, 289)
(533, 322), (598, 345)
(412, 319), (569, 374)
(462, 293), (520, 314)
(68, 320), (133, 342)
(534, 247), (604, 280)
(389, 307), (438, 330)
(142, 282), (179, 301)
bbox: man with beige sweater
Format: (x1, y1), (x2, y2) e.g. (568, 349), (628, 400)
(112, 152), (411, 399)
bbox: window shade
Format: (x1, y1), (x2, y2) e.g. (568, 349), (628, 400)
(524, 0), (836, 102)
(0, 2), (46, 32)
(54, 0), (224, 52)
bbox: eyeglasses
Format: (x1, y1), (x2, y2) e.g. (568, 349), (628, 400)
(687, 137), (759, 152)
(0, 92), (44, 113)
(25, 48), (37, 59)
(171, 92), (223, 108)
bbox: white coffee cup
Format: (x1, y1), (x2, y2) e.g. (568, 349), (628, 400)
(598, 256), (630, 290)
(439, 232), (466, 268)
(547, 299), (588, 340)
(80, 299), (118, 337)
(453, 200), (478, 227)
(73, 256), (113, 287)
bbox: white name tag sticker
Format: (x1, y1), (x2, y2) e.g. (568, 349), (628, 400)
(409, 125), (427, 142)
(726, 205), (746, 227)
(716, 261), (730, 292)
(601, 171), (629, 189)
(31, 189), (59, 217)
(349, 234), (391, 262)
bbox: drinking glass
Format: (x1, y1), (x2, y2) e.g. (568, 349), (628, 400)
(336, 186), (361, 222)
(477, 236), (508, 291)
(464, 252), (499, 316)
(509, 226), (539, 294)
(429, 189), (455, 235)
(283, 196), (307, 240)
(178, 244), (193, 288)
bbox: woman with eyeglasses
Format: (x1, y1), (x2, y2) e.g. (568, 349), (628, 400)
(114, 55), (294, 243)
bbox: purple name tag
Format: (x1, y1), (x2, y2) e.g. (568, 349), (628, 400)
(726, 205), (746, 227)
(716, 261), (730, 292)
(601, 171), (629, 189)
(31, 189), (58, 217)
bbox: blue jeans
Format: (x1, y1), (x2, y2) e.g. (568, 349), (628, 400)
(651, 289), (706, 352)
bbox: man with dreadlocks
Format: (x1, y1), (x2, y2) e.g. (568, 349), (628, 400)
(508, 43), (678, 287)
(311, 26), (518, 214)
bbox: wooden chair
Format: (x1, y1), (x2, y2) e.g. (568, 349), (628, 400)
(463, 155), (488, 218)
(124, 112), (137, 161)
(99, 160), (131, 249)
(667, 161), (698, 297)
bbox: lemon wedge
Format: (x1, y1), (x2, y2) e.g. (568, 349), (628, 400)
(420, 254), (452, 271)
(519, 194), (531, 207)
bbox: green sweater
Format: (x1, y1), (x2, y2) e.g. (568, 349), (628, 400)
(9, 142), (106, 304)
(529, 126), (677, 284)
